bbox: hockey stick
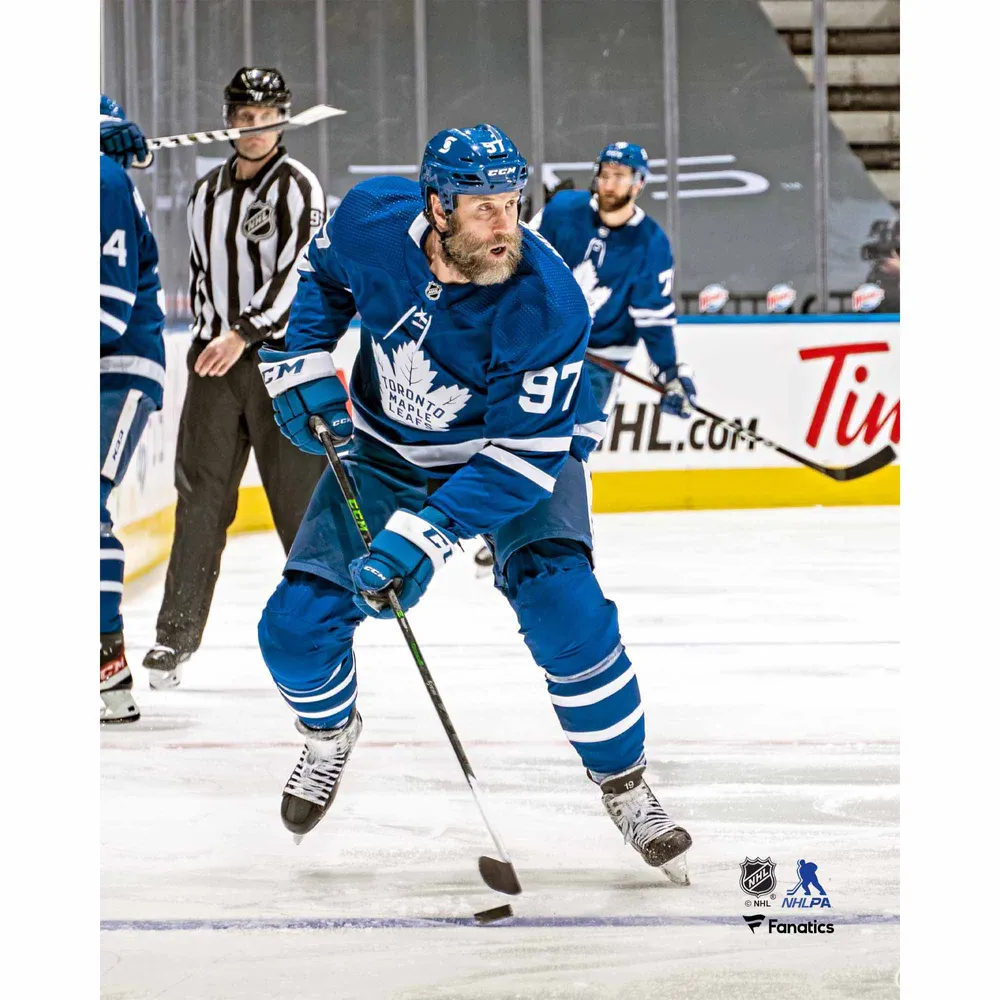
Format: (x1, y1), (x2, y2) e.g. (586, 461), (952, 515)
(309, 416), (523, 897)
(585, 353), (897, 482)
(131, 104), (347, 165)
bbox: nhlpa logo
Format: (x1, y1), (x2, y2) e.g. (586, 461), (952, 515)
(782, 859), (832, 909)
(740, 857), (777, 897)
(372, 340), (471, 432)
(573, 259), (612, 318)
(242, 200), (277, 242)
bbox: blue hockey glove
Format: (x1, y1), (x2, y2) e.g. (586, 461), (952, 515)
(654, 363), (697, 419)
(258, 348), (353, 455)
(349, 508), (458, 619)
(100, 118), (150, 170)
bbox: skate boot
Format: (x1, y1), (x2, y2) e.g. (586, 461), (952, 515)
(143, 644), (190, 690)
(281, 710), (363, 843)
(100, 632), (140, 724)
(597, 764), (692, 885)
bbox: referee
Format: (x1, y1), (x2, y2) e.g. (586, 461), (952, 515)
(144, 67), (328, 689)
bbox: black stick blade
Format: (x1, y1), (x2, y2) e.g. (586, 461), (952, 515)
(831, 445), (897, 482)
(478, 856), (522, 896)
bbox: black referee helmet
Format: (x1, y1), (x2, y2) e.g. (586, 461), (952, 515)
(223, 67), (292, 122)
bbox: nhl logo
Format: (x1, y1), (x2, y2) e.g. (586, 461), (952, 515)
(425, 281), (442, 301)
(242, 200), (277, 243)
(740, 857), (777, 897)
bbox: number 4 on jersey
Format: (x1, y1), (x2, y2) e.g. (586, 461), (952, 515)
(103, 228), (127, 267)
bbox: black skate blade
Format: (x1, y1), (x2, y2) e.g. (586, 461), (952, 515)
(478, 856), (522, 896)
(474, 903), (514, 925)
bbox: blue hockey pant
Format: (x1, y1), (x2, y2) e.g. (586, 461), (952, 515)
(258, 434), (644, 777)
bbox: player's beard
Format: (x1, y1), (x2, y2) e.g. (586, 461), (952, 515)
(442, 221), (523, 286)
(597, 190), (632, 214)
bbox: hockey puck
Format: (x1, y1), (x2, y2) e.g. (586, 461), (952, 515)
(474, 903), (514, 925)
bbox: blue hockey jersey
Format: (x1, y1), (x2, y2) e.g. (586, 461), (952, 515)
(100, 155), (166, 407)
(285, 176), (605, 539)
(532, 190), (677, 371)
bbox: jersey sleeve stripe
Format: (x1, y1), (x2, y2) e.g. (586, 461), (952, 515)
(629, 304), (676, 319)
(573, 419), (607, 441)
(100, 309), (128, 335)
(587, 344), (635, 361)
(100, 284), (137, 306)
(99, 355), (166, 387)
(491, 435), (572, 453)
(480, 444), (556, 492)
(633, 316), (677, 329)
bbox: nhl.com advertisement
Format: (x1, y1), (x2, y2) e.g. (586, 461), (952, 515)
(588, 322), (900, 477)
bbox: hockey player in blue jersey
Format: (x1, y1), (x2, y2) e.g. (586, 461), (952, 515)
(535, 141), (695, 417)
(474, 141), (697, 575)
(100, 95), (166, 723)
(254, 124), (692, 880)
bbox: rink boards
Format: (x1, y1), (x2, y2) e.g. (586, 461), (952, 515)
(108, 317), (899, 580)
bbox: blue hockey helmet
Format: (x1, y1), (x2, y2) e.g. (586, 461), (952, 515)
(100, 94), (126, 123)
(592, 141), (650, 191)
(420, 124), (529, 216)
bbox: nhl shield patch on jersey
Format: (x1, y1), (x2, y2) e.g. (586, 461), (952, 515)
(242, 200), (277, 242)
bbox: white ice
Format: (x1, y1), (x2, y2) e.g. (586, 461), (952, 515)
(101, 507), (899, 999)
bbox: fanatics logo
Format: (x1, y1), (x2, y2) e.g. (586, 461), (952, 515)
(242, 200), (277, 242)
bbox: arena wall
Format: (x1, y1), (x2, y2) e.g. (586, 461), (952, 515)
(109, 317), (899, 582)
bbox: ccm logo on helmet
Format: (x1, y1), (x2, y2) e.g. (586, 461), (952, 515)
(486, 167), (517, 177)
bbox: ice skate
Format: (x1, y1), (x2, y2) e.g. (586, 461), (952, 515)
(143, 644), (191, 690)
(281, 710), (363, 842)
(597, 764), (692, 885)
(100, 632), (140, 725)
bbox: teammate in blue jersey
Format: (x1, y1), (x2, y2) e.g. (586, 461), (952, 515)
(100, 95), (166, 724)
(474, 141), (698, 575)
(533, 141), (696, 417)
(255, 124), (692, 879)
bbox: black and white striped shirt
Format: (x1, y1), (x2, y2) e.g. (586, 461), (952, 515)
(187, 146), (325, 345)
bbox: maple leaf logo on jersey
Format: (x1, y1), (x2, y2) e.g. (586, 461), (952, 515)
(371, 340), (471, 432)
(573, 259), (612, 318)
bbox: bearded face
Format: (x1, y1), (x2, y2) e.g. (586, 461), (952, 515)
(442, 213), (523, 286)
(596, 188), (633, 214)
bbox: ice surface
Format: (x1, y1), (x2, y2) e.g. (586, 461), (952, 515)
(101, 507), (899, 999)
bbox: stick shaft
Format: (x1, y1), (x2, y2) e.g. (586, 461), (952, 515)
(585, 351), (894, 481)
(308, 417), (512, 862)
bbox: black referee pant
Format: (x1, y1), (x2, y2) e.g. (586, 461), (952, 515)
(154, 339), (326, 655)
